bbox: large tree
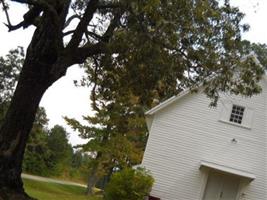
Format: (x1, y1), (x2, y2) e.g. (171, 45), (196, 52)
(0, 0), (264, 199)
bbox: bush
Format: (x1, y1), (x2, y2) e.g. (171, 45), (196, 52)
(104, 167), (154, 200)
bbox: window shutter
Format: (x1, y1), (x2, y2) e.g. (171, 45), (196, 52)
(242, 107), (254, 128)
(219, 101), (232, 122)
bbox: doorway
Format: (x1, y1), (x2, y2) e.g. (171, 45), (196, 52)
(202, 171), (240, 200)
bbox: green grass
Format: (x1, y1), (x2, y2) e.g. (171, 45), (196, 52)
(23, 178), (102, 200)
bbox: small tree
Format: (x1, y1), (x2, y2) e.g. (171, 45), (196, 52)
(104, 168), (154, 200)
(47, 125), (73, 176)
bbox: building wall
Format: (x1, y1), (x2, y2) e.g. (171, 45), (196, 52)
(142, 81), (267, 200)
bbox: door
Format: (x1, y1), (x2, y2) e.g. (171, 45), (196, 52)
(203, 171), (240, 200)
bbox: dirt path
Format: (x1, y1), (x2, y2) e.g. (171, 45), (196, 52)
(22, 173), (87, 188)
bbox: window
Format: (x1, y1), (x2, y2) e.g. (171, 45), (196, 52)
(219, 100), (253, 129)
(229, 105), (245, 124)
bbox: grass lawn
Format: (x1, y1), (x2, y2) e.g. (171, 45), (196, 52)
(23, 178), (102, 200)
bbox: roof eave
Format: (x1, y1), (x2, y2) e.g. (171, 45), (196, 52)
(145, 89), (191, 116)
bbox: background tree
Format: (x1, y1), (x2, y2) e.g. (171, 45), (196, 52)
(242, 41), (267, 67)
(0, 0), (264, 199)
(70, 150), (94, 182)
(22, 107), (52, 176)
(47, 125), (73, 176)
(0, 47), (23, 124)
(24, 121), (78, 178)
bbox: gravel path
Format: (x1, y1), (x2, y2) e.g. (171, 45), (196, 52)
(22, 173), (87, 188)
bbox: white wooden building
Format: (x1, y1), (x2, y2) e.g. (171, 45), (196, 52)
(142, 78), (267, 200)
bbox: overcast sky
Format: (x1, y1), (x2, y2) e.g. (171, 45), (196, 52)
(0, 0), (266, 145)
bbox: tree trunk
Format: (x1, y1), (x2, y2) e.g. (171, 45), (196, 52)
(0, 11), (66, 198)
(0, 58), (54, 199)
(86, 164), (100, 195)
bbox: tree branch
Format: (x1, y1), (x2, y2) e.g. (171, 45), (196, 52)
(63, 30), (75, 36)
(64, 14), (81, 29)
(3, 0), (61, 31)
(1, 0), (11, 26)
(83, 12), (122, 43)
(1, 0), (26, 31)
(101, 12), (121, 43)
(12, 0), (59, 24)
(67, 0), (99, 50)
(59, 0), (71, 30)
(49, 42), (107, 82)
(72, 42), (107, 64)
(91, 57), (100, 112)
(85, 31), (103, 41)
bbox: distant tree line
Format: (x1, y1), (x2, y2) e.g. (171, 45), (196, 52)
(23, 112), (91, 180)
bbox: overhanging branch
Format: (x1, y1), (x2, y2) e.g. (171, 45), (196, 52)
(67, 0), (99, 50)
(101, 12), (121, 42)
(72, 42), (108, 64)
(1, 0), (11, 26)
(1, 0), (25, 31)
(64, 14), (81, 29)
(3, 0), (60, 31)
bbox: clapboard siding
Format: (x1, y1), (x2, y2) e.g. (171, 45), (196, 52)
(142, 80), (267, 200)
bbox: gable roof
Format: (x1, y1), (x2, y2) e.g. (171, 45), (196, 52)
(145, 54), (265, 116)
(145, 75), (267, 116)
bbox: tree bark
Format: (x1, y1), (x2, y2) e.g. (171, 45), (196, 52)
(0, 59), (53, 199)
(0, 41), (60, 194)
(0, 1), (103, 198)
(86, 164), (100, 195)
(0, 9), (65, 199)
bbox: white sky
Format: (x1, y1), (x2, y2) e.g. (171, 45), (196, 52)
(0, 0), (266, 146)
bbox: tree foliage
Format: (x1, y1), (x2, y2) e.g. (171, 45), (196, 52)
(23, 107), (51, 176)
(47, 125), (73, 176)
(66, 66), (151, 193)
(0, 47), (24, 124)
(242, 41), (267, 67)
(0, 47), (24, 104)
(23, 112), (73, 177)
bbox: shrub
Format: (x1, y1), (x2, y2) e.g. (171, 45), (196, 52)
(104, 167), (154, 200)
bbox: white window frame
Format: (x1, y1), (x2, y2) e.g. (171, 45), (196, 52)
(218, 100), (254, 129)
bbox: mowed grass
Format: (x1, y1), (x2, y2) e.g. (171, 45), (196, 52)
(23, 178), (102, 200)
